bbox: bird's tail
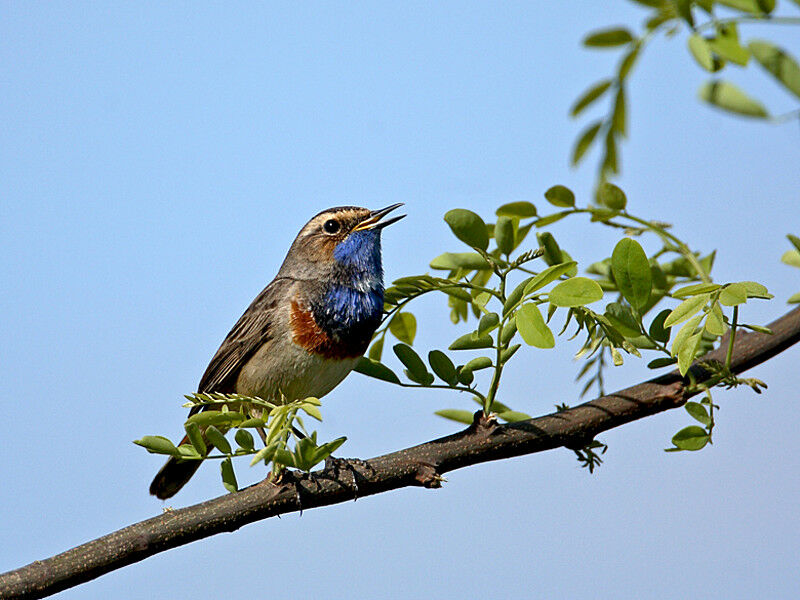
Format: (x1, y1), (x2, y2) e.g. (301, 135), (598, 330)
(149, 435), (204, 500)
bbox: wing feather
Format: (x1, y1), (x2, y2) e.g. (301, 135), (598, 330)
(196, 277), (294, 397)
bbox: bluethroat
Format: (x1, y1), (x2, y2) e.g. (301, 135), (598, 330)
(150, 204), (405, 499)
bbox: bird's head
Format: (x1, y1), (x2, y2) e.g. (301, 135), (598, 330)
(278, 204), (405, 286)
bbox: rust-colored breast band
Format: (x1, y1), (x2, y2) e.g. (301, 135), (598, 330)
(290, 299), (362, 359)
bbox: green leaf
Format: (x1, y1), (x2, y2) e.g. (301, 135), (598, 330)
(544, 185), (575, 208)
(456, 365), (474, 385)
(449, 332), (494, 350)
(570, 79), (613, 117)
(514, 222), (534, 250)
(664, 294), (709, 328)
(133, 435), (181, 457)
(354, 357), (401, 384)
(444, 209), (489, 251)
(688, 34), (716, 72)
(788, 292), (800, 304)
(671, 313), (704, 358)
(440, 286), (473, 303)
(495, 217), (515, 255)
(525, 262), (579, 295)
(301, 402), (323, 421)
(184, 422), (207, 457)
(501, 343), (521, 363)
(717, 0), (773, 14)
(537, 231), (563, 265)
(584, 28), (634, 47)
(699, 81), (768, 118)
(496, 201), (537, 218)
(428, 350), (458, 386)
(648, 308), (672, 343)
(220, 457), (238, 493)
(611, 86), (626, 137)
(647, 357), (677, 369)
(393, 344), (430, 384)
(314, 437), (347, 464)
(572, 121), (603, 166)
(708, 30), (750, 66)
(705, 303), (727, 336)
(234, 429), (255, 452)
(605, 302), (641, 337)
(619, 42), (640, 79)
(719, 282), (748, 306)
(677, 330), (702, 376)
(503, 277), (534, 315)
(516, 303), (555, 348)
(477, 312), (500, 337)
(549, 277), (604, 307)
(740, 281), (772, 299)
(186, 410), (245, 427)
(675, 0), (694, 26)
(782, 249), (800, 268)
(672, 282), (721, 298)
(249, 442), (278, 466)
(685, 401), (711, 426)
(464, 356), (493, 372)
(611, 238), (651, 310)
(500, 320), (518, 344)
(206, 426), (231, 455)
(671, 426), (710, 451)
(534, 211), (570, 228)
(368, 336), (384, 361)
(788, 234), (800, 254)
(598, 182), (627, 210)
(389, 312), (417, 345)
(239, 417), (266, 429)
(430, 252), (490, 271)
(497, 411), (532, 423)
(435, 409), (475, 425)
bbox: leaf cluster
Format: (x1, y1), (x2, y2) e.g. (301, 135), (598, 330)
(356, 183), (777, 468)
(572, 0), (800, 183)
(135, 393), (344, 493)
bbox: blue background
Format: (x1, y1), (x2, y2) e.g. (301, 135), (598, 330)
(2, 2), (799, 598)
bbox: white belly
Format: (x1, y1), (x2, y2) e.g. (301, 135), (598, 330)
(235, 336), (359, 403)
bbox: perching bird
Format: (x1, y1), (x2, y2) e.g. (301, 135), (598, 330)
(150, 204), (404, 499)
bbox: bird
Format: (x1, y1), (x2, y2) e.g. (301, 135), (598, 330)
(149, 204), (405, 499)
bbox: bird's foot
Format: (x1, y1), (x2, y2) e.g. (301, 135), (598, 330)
(324, 456), (370, 500)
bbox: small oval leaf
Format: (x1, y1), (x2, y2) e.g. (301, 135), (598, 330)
(389, 312), (417, 345)
(444, 209), (489, 251)
(354, 357), (401, 384)
(699, 80), (768, 118)
(549, 277), (604, 307)
(516, 303), (555, 348)
(544, 185), (575, 208)
(611, 238), (651, 310)
(428, 350), (458, 386)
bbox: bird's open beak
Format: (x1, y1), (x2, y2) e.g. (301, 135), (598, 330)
(352, 203), (406, 231)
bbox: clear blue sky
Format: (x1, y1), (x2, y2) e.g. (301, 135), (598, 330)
(2, 2), (799, 599)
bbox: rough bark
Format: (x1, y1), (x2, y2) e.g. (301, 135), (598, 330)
(2, 306), (798, 600)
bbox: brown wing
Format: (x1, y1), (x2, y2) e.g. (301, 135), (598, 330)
(195, 277), (295, 397)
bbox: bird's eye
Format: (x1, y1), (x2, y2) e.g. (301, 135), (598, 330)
(323, 219), (341, 234)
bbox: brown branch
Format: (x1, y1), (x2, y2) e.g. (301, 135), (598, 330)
(2, 306), (799, 600)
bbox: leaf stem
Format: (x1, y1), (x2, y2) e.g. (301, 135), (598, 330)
(726, 305), (739, 371)
(485, 270), (508, 413)
(394, 381), (487, 404)
(696, 15), (800, 34)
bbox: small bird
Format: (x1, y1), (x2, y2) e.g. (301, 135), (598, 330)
(150, 204), (404, 499)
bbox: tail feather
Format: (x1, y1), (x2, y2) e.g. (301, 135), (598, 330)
(149, 456), (203, 499)
(149, 434), (207, 499)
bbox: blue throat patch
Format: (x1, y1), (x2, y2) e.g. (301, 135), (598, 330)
(313, 228), (385, 344)
(332, 228), (383, 281)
